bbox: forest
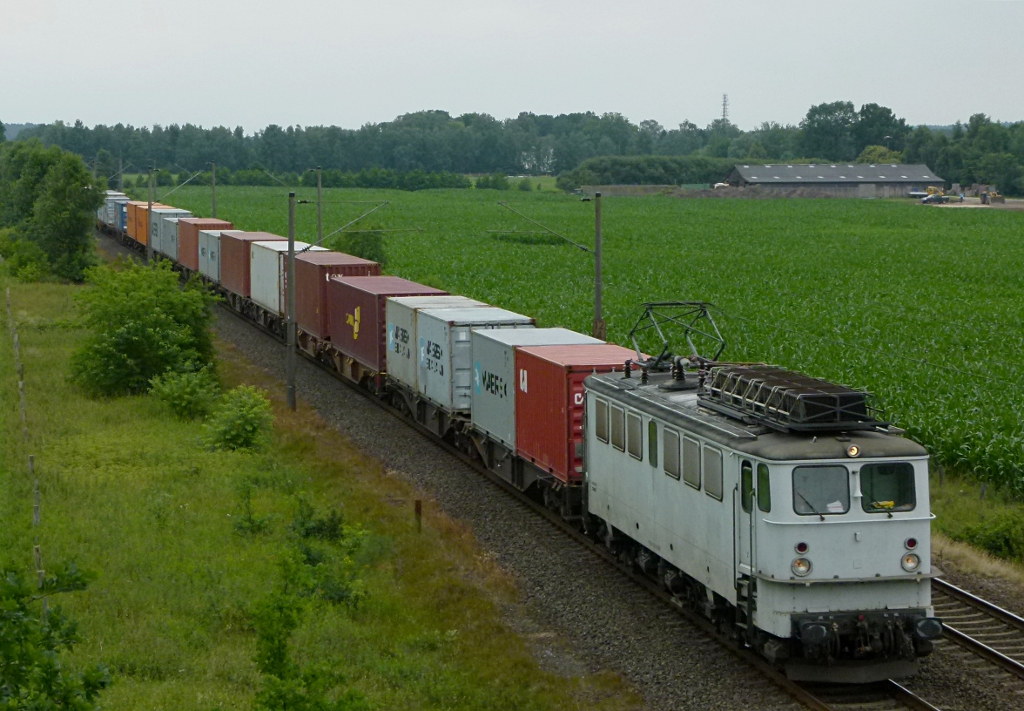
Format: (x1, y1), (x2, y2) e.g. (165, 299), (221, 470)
(3, 101), (1022, 194)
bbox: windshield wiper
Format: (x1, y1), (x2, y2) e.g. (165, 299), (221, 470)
(795, 490), (825, 521)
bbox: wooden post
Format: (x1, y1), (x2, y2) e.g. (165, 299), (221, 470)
(414, 500), (422, 532)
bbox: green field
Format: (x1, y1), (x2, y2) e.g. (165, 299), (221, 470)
(152, 186), (1024, 493)
(0, 279), (640, 710)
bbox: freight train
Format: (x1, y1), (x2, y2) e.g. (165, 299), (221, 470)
(96, 191), (943, 683)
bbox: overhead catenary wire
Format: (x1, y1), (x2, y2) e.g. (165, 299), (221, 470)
(497, 201), (592, 253)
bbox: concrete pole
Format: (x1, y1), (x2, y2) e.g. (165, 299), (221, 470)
(316, 166), (323, 246)
(286, 192), (297, 411)
(118, 156), (123, 191)
(211, 161), (217, 218)
(147, 166), (154, 263)
(593, 192), (605, 340)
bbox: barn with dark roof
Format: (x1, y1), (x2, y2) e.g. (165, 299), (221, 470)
(725, 163), (944, 198)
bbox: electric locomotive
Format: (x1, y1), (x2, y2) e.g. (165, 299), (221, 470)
(583, 306), (942, 683)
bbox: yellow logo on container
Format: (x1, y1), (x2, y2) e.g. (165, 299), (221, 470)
(346, 307), (361, 339)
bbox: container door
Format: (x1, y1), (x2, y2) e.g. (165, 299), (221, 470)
(736, 459), (754, 576)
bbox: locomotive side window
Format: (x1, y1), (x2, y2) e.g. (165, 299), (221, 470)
(793, 466), (849, 515)
(648, 421), (658, 468)
(757, 463), (772, 512)
(664, 428), (680, 479)
(595, 399), (609, 443)
(704, 447), (723, 501)
(682, 437), (701, 489)
(610, 406), (625, 451)
(741, 460), (753, 513)
(861, 462), (916, 512)
(627, 412), (642, 460)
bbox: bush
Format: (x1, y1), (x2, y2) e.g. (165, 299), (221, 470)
(150, 368), (220, 420)
(0, 230), (50, 281)
(70, 260), (217, 397)
(475, 173), (510, 190)
(961, 512), (1024, 561)
(517, 177), (533, 191)
(328, 230), (386, 268)
(205, 385), (273, 450)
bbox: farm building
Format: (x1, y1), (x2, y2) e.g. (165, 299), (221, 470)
(725, 163), (944, 198)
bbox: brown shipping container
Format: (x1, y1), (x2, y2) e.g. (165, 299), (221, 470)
(133, 203), (170, 246)
(515, 344), (637, 484)
(177, 218), (234, 271)
(219, 231), (286, 297)
(295, 252), (381, 340)
(327, 276), (446, 372)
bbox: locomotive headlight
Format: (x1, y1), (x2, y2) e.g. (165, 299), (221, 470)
(791, 558), (812, 577)
(901, 553), (921, 572)
(846, 444), (860, 458)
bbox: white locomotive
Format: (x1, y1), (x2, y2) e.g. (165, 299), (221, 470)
(583, 350), (942, 683)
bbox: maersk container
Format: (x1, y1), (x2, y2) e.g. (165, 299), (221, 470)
(198, 230), (225, 282)
(295, 251), (381, 341)
(471, 329), (603, 450)
(385, 295), (487, 395)
(177, 218), (234, 272)
(416, 307), (535, 413)
(250, 241), (327, 316)
(150, 208), (191, 255)
(219, 231), (286, 297)
(514, 344), (637, 484)
(327, 276), (447, 374)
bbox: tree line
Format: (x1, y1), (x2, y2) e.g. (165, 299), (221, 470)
(4, 102), (1022, 194)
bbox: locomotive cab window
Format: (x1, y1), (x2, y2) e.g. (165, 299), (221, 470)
(595, 399), (609, 443)
(861, 462), (916, 513)
(741, 461), (753, 513)
(757, 463), (771, 512)
(793, 465), (850, 516)
(627, 412), (642, 460)
(682, 437), (701, 489)
(610, 406), (625, 451)
(704, 447), (723, 501)
(664, 428), (680, 479)
(648, 421), (658, 468)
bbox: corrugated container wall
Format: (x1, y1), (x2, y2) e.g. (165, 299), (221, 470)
(514, 344), (636, 484)
(416, 307), (535, 412)
(158, 217), (181, 260)
(470, 329), (603, 450)
(219, 232), (286, 297)
(250, 241), (327, 316)
(198, 230), (225, 282)
(386, 295), (487, 395)
(327, 276), (447, 373)
(295, 252), (381, 340)
(151, 208), (191, 255)
(177, 218), (234, 272)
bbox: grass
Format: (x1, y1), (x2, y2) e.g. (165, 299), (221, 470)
(0, 277), (642, 711)
(151, 185), (1024, 497)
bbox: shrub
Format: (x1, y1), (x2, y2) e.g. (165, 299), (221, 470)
(329, 230), (386, 268)
(70, 260), (217, 397)
(517, 177), (533, 191)
(961, 512), (1024, 561)
(475, 173), (510, 190)
(205, 385), (273, 450)
(150, 368), (220, 420)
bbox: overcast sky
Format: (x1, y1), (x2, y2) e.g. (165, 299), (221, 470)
(3, 0), (1023, 132)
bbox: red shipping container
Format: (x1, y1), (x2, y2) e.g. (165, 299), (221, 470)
(327, 276), (446, 372)
(515, 344), (637, 484)
(177, 218), (234, 271)
(219, 231), (286, 297)
(295, 252), (382, 340)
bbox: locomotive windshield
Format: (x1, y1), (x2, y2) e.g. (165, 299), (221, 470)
(860, 462), (916, 512)
(792, 465), (850, 515)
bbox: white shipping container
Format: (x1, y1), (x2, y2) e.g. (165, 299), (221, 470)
(198, 230), (225, 282)
(149, 208), (191, 254)
(250, 241), (327, 315)
(470, 328), (603, 449)
(104, 192), (128, 226)
(386, 295), (487, 391)
(159, 217), (181, 260)
(416, 307), (535, 412)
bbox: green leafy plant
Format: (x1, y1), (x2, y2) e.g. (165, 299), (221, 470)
(205, 385), (273, 451)
(0, 561), (110, 710)
(70, 260), (216, 397)
(150, 368), (220, 420)
(517, 177), (533, 191)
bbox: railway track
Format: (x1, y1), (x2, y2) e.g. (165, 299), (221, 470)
(100, 233), (1017, 711)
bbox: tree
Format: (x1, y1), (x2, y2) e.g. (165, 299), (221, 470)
(0, 561), (110, 709)
(800, 101), (857, 161)
(853, 103), (909, 155)
(0, 121), (6, 142)
(70, 260), (217, 396)
(29, 153), (103, 281)
(856, 145), (903, 164)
